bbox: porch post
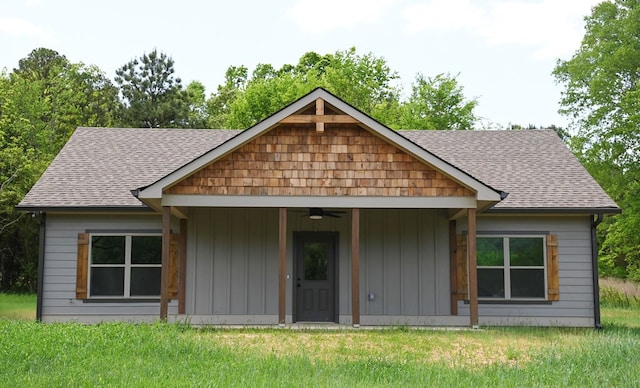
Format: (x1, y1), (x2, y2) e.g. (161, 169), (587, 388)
(278, 207), (287, 325)
(449, 220), (458, 315)
(160, 206), (171, 320)
(467, 207), (479, 327)
(178, 218), (187, 315)
(351, 208), (360, 327)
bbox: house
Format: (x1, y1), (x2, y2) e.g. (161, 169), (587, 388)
(17, 88), (619, 327)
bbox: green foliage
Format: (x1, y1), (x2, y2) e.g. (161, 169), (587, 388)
(400, 73), (478, 130)
(211, 48), (406, 128)
(185, 81), (208, 128)
(554, 0), (640, 278)
(115, 49), (190, 128)
(210, 48), (478, 130)
(0, 49), (118, 292)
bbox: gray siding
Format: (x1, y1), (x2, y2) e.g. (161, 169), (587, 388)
(457, 215), (595, 326)
(360, 209), (451, 317)
(186, 208), (280, 316)
(42, 214), (177, 323)
(43, 211), (595, 326)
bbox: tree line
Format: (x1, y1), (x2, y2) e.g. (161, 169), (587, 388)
(2, 0), (640, 293)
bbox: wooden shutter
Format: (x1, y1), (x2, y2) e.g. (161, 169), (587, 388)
(76, 233), (89, 299)
(546, 234), (559, 301)
(168, 233), (179, 299)
(456, 234), (468, 300)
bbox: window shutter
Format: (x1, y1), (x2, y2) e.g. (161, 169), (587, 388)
(168, 233), (179, 299)
(456, 234), (468, 300)
(547, 234), (559, 301)
(76, 233), (89, 299)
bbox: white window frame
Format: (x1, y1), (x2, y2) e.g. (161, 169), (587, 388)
(477, 235), (547, 300)
(88, 233), (162, 298)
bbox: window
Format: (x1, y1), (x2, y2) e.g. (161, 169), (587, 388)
(477, 236), (546, 299)
(89, 234), (162, 298)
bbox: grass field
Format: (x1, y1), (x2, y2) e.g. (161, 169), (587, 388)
(1, 292), (639, 386)
(0, 293), (36, 320)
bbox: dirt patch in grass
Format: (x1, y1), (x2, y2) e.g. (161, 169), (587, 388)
(186, 329), (575, 369)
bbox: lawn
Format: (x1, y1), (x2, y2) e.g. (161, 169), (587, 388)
(0, 293), (36, 320)
(1, 293), (639, 387)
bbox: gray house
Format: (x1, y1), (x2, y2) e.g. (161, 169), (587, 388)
(18, 88), (619, 327)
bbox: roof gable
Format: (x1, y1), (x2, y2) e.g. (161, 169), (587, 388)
(136, 88), (502, 203)
(165, 124), (474, 198)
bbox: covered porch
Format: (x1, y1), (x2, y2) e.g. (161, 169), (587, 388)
(132, 89), (500, 327)
(157, 205), (481, 328)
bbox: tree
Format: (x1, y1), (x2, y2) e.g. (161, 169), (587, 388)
(115, 49), (189, 128)
(185, 81), (209, 128)
(400, 73), (478, 130)
(0, 49), (118, 292)
(553, 0), (640, 279)
(212, 48), (401, 128)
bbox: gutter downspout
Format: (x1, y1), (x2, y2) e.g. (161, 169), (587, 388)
(36, 212), (46, 322)
(591, 213), (604, 330)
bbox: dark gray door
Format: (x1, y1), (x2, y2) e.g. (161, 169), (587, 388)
(295, 232), (336, 322)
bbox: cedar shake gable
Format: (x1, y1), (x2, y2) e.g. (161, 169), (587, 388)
(137, 88), (501, 208)
(165, 125), (474, 198)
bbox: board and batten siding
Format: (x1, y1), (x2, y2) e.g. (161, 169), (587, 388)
(457, 215), (595, 327)
(184, 207), (353, 324)
(41, 213), (178, 323)
(184, 208), (454, 325)
(359, 209), (455, 325)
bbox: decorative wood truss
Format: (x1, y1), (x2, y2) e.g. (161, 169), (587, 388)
(278, 98), (358, 132)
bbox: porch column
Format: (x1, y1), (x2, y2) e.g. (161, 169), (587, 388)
(449, 220), (458, 315)
(178, 218), (187, 315)
(278, 208), (287, 325)
(351, 208), (360, 327)
(160, 206), (171, 320)
(467, 207), (479, 327)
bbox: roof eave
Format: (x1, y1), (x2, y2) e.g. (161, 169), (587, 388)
(484, 207), (621, 215)
(15, 205), (154, 214)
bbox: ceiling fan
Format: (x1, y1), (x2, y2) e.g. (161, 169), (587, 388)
(305, 208), (347, 220)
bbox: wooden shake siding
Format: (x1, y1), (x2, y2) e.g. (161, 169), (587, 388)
(165, 124), (474, 197)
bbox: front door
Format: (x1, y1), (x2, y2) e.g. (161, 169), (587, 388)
(294, 232), (337, 322)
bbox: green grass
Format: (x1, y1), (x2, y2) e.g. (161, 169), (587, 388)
(1, 293), (639, 386)
(0, 293), (36, 320)
(1, 320), (639, 386)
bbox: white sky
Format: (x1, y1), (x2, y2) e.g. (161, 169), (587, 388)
(0, 0), (603, 128)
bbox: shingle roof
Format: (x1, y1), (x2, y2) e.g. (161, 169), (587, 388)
(401, 129), (618, 211)
(18, 127), (618, 212)
(18, 127), (240, 209)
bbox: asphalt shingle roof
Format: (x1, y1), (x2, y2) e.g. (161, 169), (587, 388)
(18, 127), (618, 212)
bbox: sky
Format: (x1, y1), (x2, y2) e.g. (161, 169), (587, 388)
(1, 0), (604, 128)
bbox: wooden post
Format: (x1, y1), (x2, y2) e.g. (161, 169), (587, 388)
(278, 208), (287, 325)
(467, 208), (478, 327)
(449, 220), (458, 315)
(160, 206), (171, 321)
(178, 218), (187, 315)
(315, 98), (324, 132)
(351, 208), (360, 327)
